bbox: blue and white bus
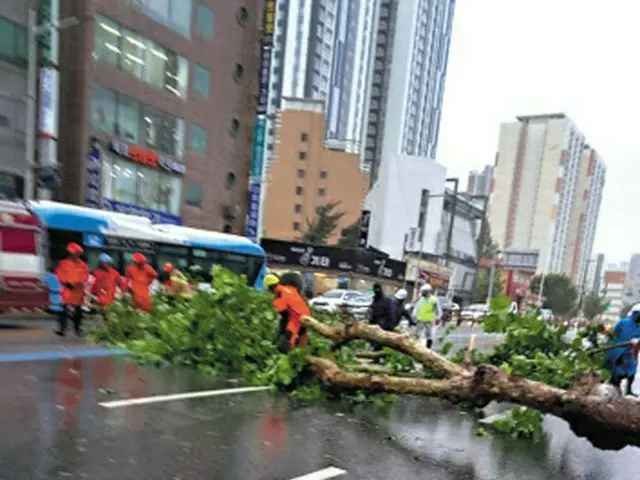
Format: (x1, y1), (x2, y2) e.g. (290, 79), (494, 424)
(28, 201), (266, 288)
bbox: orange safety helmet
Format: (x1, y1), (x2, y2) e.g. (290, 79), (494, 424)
(66, 242), (83, 254)
(163, 263), (173, 273)
(132, 252), (146, 264)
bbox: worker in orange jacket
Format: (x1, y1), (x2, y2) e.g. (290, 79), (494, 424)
(91, 253), (126, 319)
(125, 252), (158, 312)
(54, 242), (90, 336)
(264, 273), (310, 352)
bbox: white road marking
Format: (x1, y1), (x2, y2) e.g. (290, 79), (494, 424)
(99, 386), (270, 408)
(289, 466), (347, 480)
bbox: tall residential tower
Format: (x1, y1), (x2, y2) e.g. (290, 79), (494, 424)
(488, 114), (606, 284)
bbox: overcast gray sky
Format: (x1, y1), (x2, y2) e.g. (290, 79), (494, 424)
(437, 0), (638, 263)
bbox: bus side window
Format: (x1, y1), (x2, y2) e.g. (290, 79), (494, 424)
(219, 253), (248, 277)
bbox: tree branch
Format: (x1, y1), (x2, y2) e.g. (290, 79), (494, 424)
(302, 315), (465, 378)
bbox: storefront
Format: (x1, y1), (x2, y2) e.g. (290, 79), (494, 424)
(86, 136), (184, 224)
(404, 255), (453, 299)
(261, 238), (406, 297)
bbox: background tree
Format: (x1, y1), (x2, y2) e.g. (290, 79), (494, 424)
(338, 218), (360, 248)
(472, 265), (504, 303)
(529, 273), (578, 316)
(582, 293), (609, 322)
(620, 303), (633, 318)
(299, 202), (345, 245)
(476, 220), (498, 259)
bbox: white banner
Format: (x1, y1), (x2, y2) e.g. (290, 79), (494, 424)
(38, 67), (59, 138)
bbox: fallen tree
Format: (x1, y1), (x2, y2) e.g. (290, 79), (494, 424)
(92, 267), (640, 450)
(300, 316), (640, 449)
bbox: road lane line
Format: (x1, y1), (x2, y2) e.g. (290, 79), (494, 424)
(99, 386), (271, 408)
(289, 467), (347, 480)
(0, 348), (129, 363)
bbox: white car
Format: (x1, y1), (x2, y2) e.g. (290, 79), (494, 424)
(309, 289), (362, 313)
(460, 303), (489, 322)
(344, 293), (373, 319)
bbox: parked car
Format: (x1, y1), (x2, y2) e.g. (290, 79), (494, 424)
(460, 303), (489, 323)
(309, 289), (362, 313)
(344, 293), (373, 319)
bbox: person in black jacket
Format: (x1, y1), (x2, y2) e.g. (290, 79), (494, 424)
(369, 283), (396, 358)
(391, 289), (414, 330)
(369, 283), (395, 330)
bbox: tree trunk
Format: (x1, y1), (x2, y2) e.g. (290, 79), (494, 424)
(301, 316), (640, 450)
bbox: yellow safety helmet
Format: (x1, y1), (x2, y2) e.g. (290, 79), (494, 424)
(263, 273), (280, 289)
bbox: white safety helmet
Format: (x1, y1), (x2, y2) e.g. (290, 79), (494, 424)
(630, 303), (640, 314)
(419, 283), (433, 294)
(395, 289), (408, 300)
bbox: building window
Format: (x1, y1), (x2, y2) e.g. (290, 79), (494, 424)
(116, 94), (141, 143)
(188, 123), (207, 154)
(318, 188), (326, 197)
(320, 171), (327, 179)
(298, 151), (306, 160)
(225, 172), (236, 188)
(223, 224), (233, 233)
(229, 118), (240, 137)
(193, 64), (210, 98)
(297, 169), (305, 178)
(132, 0), (193, 38)
(195, 4), (215, 38)
(236, 7), (248, 26)
(293, 222), (301, 231)
(296, 186), (303, 195)
(233, 63), (244, 82)
(0, 115), (10, 128)
(300, 132), (308, 142)
(91, 85), (117, 134)
(185, 181), (203, 207)
(93, 16), (121, 66)
(101, 153), (183, 215)
(94, 16), (189, 98)
(142, 104), (185, 158)
(294, 204), (302, 213)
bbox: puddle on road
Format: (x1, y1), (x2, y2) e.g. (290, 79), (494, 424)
(354, 397), (640, 480)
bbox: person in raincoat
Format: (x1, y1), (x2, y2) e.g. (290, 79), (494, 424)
(54, 242), (90, 336)
(162, 263), (193, 301)
(125, 252), (158, 312)
(264, 273), (310, 353)
(91, 253), (126, 320)
(605, 303), (640, 396)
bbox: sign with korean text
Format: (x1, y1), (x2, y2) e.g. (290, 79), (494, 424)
(86, 138), (101, 209)
(102, 198), (182, 225)
(38, 67), (59, 139)
(262, 0), (276, 44)
(246, 181), (261, 242)
(250, 118), (266, 179)
(109, 138), (186, 175)
(256, 44), (272, 114)
(358, 210), (371, 248)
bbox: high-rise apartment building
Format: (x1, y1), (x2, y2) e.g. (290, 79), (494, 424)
(47, 0), (261, 232)
(626, 253), (640, 301)
(363, 0), (455, 180)
(466, 165), (493, 197)
(263, 0), (376, 159)
(584, 253), (605, 295)
(488, 114), (606, 283)
(0, 0), (29, 200)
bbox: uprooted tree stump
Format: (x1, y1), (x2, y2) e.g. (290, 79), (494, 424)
(301, 315), (640, 450)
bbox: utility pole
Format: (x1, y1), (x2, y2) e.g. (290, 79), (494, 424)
(27, 0), (78, 199)
(444, 178), (459, 267)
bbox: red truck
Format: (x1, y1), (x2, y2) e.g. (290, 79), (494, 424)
(0, 200), (49, 315)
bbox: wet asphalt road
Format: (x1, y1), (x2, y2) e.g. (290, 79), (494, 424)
(0, 317), (638, 479)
